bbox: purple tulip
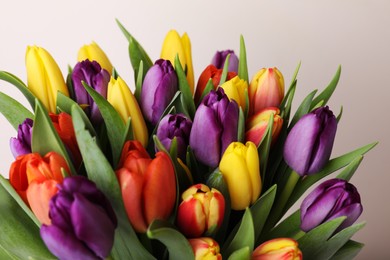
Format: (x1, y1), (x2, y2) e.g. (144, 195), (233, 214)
(211, 50), (239, 73)
(300, 178), (362, 232)
(156, 113), (192, 160)
(40, 176), (117, 260)
(71, 60), (110, 124)
(189, 88), (239, 168)
(141, 59), (178, 125)
(9, 118), (33, 158)
(283, 106), (337, 176)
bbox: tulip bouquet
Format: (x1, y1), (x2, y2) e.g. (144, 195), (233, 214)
(0, 20), (377, 260)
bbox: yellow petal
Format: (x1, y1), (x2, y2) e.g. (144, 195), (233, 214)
(181, 33), (194, 93)
(78, 41), (113, 75)
(245, 141), (261, 204)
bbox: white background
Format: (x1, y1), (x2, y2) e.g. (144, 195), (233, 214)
(0, 0), (389, 258)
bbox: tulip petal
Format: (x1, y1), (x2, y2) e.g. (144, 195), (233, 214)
(10, 137), (31, 158)
(177, 198), (206, 237)
(330, 203), (363, 230)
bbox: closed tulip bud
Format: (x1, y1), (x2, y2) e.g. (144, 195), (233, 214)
(252, 238), (302, 260)
(116, 141), (176, 232)
(40, 176), (117, 260)
(9, 118), (33, 158)
(107, 76), (148, 147)
(283, 106), (337, 176)
(219, 141), (261, 210)
(9, 152), (70, 224)
(249, 68), (284, 116)
(195, 65), (237, 104)
(211, 49), (239, 73)
(246, 107), (283, 147)
(190, 88), (239, 168)
(71, 59), (110, 124)
(300, 178), (362, 232)
(177, 184), (225, 237)
(161, 30), (194, 93)
(77, 41), (113, 75)
(26, 46), (69, 113)
(189, 237), (222, 260)
(220, 75), (248, 110)
(141, 59), (178, 125)
(156, 113), (192, 160)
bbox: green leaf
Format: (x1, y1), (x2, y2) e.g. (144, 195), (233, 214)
(257, 114), (274, 184)
(289, 61), (301, 89)
(336, 155), (364, 181)
(218, 54), (230, 85)
(135, 60), (144, 101)
(331, 240), (364, 260)
(336, 106), (343, 122)
(310, 65), (341, 110)
(238, 35), (249, 83)
(289, 89), (317, 129)
(147, 220), (194, 260)
(263, 210), (302, 242)
(0, 92), (33, 130)
(237, 107), (245, 142)
(198, 78), (214, 105)
(227, 247), (250, 260)
(0, 71), (36, 109)
(175, 55), (196, 118)
(279, 80), (297, 120)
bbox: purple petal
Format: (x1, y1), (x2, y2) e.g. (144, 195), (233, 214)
(220, 101), (239, 156)
(330, 203), (363, 231)
(211, 50), (239, 73)
(9, 137), (31, 158)
(151, 72), (177, 124)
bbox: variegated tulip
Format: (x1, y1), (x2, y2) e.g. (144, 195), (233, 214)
(252, 238), (302, 260)
(189, 237), (222, 260)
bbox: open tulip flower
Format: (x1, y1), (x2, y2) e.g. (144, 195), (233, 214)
(77, 41), (113, 75)
(252, 238), (302, 260)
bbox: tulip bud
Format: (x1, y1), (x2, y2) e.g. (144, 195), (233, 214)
(177, 184), (225, 237)
(116, 141), (176, 232)
(189, 237), (222, 260)
(211, 49), (239, 73)
(189, 88), (239, 168)
(220, 75), (248, 110)
(26, 46), (69, 113)
(9, 118), (33, 158)
(156, 113), (192, 160)
(107, 76), (148, 147)
(71, 59), (110, 124)
(194, 65), (237, 104)
(246, 107), (283, 147)
(161, 30), (194, 93)
(249, 68), (284, 116)
(283, 106), (337, 176)
(141, 59), (178, 125)
(219, 141), (261, 210)
(9, 152), (70, 224)
(77, 41), (113, 75)
(252, 238), (302, 260)
(40, 176), (117, 260)
(300, 178), (362, 232)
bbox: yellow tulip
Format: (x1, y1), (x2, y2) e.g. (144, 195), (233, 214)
(107, 76), (148, 147)
(26, 46), (69, 113)
(220, 76), (248, 110)
(160, 30), (194, 94)
(77, 42), (113, 75)
(219, 141), (261, 210)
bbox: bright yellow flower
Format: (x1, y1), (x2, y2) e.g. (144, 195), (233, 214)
(78, 42), (113, 75)
(220, 76), (248, 110)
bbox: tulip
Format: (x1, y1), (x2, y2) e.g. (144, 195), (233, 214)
(246, 107), (283, 147)
(9, 152), (70, 224)
(71, 59), (110, 124)
(194, 64), (237, 104)
(189, 237), (222, 260)
(9, 118), (33, 158)
(300, 178), (362, 232)
(220, 75), (248, 110)
(177, 184), (225, 237)
(77, 41), (113, 75)
(283, 106), (337, 176)
(156, 113), (192, 160)
(252, 238), (302, 260)
(141, 59), (178, 125)
(219, 141), (261, 210)
(160, 30), (194, 93)
(26, 46), (69, 113)
(116, 140), (176, 232)
(211, 49), (239, 73)
(40, 176), (117, 260)
(107, 76), (148, 147)
(248, 68), (284, 116)
(189, 88), (239, 168)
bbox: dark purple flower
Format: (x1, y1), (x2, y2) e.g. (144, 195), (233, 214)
(189, 88), (239, 167)
(40, 176), (117, 260)
(283, 106), (337, 176)
(211, 50), (239, 73)
(71, 60), (110, 124)
(156, 113), (192, 160)
(141, 59), (178, 125)
(10, 118), (33, 158)
(300, 178), (363, 232)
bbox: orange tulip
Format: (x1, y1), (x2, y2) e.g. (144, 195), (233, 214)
(9, 152), (70, 225)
